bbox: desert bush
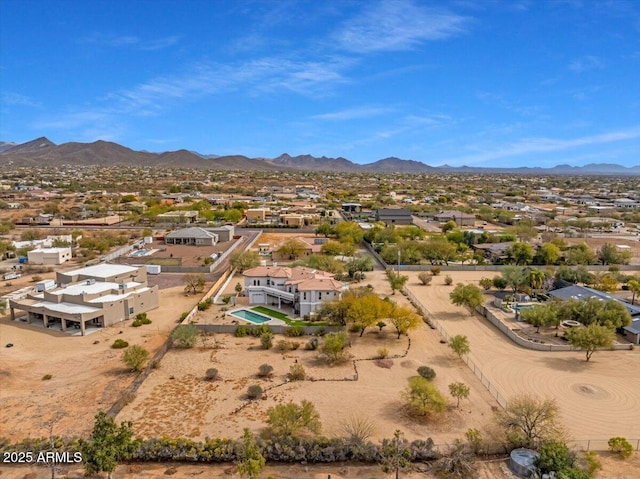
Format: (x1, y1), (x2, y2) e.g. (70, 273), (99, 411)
(247, 385), (263, 399)
(375, 359), (394, 369)
(433, 440), (474, 479)
(141, 317), (152, 325)
(403, 376), (447, 416)
(304, 338), (319, 350)
(608, 437), (633, 458)
(319, 332), (350, 364)
(123, 345), (150, 372)
(266, 400), (320, 438)
(287, 364), (306, 381)
(348, 323), (363, 333)
(112, 339), (129, 349)
(170, 324), (199, 348)
(205, 368), (219, 381)
(444, 275), (453, 285)
(245, 324), (271, 337)
(417, 366), (436, 381)
(235, 325), (248, 337)
(132, 320), (143, 327)
(258, 364), (274, 377)
(342, 416), (376, 445)
(42, 374), (52, 380)
(260, 331), (274, 350)
(285, 325), (305, 337)
(180, 312), (189, 321)
(276, 340), (300, 352)
(31, 275), (43, 282)
(418, 272), (432, 285)
(430, 267), (441, 276)
(135, 312), (148, 322)
(479, 277), (493, 290)
(377, 347), (389, 359)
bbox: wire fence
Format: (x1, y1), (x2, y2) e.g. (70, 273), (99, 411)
(403, 286), (508, 408)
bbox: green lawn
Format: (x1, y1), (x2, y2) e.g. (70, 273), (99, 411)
(251, 306), (329, 327)
(252, 306), (288, 320)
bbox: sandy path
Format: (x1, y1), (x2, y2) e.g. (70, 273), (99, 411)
(405, 270), (640, 441)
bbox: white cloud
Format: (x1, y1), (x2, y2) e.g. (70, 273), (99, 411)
(334, 0), (469, 53)
(1, 92), (41, 108)
(81, 33), (179, 51)
(569, 55), (604, 73)
(441, 127), (640, 165)
(312, 106), (392, 121)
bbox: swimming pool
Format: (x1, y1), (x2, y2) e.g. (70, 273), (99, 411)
(230, 309), (272, 324)
(130, 249), (150, 257)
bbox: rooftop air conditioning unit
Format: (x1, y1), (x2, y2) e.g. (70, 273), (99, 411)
(86, 279), (95, 285)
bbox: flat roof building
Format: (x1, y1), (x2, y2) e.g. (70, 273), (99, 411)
(10, 264), (159, 335)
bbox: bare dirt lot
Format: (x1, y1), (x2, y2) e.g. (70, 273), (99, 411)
(0, 285), (202, 442)
(405, 270), (640, 442)
(117, 269), (499, 444)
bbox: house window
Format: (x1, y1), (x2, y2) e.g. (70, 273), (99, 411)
(318, 292), (322, 300)
(129, 307), (134, 314)
(303, 292), (307, 300)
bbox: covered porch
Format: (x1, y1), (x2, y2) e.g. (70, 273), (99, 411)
(9, 301), (105, 336)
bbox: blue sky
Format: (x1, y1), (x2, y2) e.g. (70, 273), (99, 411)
(1, 0), (639, 167)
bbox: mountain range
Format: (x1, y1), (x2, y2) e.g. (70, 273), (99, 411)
(1, 137), (638, 175)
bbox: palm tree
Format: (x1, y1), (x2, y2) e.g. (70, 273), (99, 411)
(527, 268), (546, 296)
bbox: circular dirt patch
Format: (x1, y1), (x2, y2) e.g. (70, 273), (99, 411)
(571, 383), (610, 400)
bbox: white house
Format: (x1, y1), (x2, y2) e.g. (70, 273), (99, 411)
(243, 265), (347, 316)
(27, 247), (72, 265)
(9, 264), (159, 335)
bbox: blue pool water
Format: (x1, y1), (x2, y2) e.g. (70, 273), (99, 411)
(131, 249), (149, 257)
(230, 309), (272, 324)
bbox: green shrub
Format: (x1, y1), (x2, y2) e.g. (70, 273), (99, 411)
(377, 347), (389, 359)
(235, 325), (248, 337)
(42, 374), (52, 381)
(258, 364), (273, 377)
(141, 317), (152, 325)
(180, 312), (189, 321)
(205, 368), (219, 381)
(135, 312), (148, 321)
(112, 339), (129, 349)
(305, 338), (319, 350)
(444, 275), (453, 285)
(247, 385), (263, 399)
(170, 324), (200, 348)
(349, 323), (363, 333)
(288, 364), (306, 381)
(286, 325), (305, 337)
(417, 366), (436, 381)
(132, 320), (143, 327)
(608, 437), (633, 458)
(430, 267), (441, 276)
(260, 331), (274, 350)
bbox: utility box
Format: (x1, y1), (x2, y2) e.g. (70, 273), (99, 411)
(35, 279), (56, 292)
(146, 265), (161, 275)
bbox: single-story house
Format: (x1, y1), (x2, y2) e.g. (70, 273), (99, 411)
(375, 208), (413, 225)
(164, 227), (218, 246)
(433, 210), (476, 227)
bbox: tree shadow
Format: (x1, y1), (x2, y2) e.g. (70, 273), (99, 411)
(427, 354), (457, 369)
(539, 356), (591, 372)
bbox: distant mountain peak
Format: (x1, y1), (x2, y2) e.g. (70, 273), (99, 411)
(1, 137), (638, 175)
